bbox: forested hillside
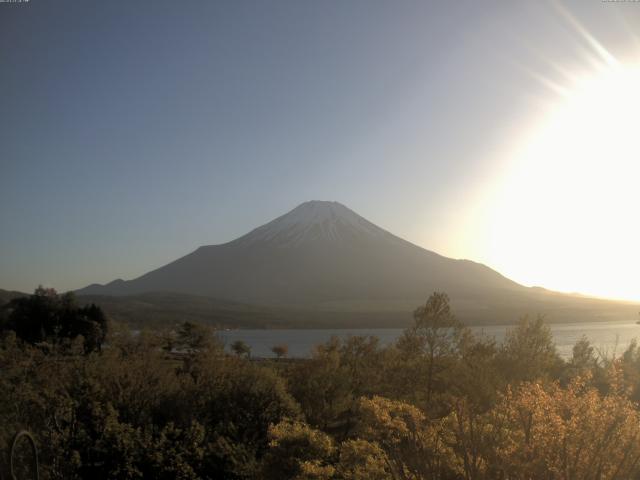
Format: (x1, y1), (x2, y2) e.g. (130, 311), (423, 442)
(2, 289), (640, 478)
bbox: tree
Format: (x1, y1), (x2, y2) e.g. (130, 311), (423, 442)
(271, 344), (289, 360)
(287, 337), (352, 430)
(405, 292), (465, 406)
(354, 395), (453, 479)
(76, 303), (109, 352)
(173, 321), (222, 382)
(175, 321), (217, 354)
(262, 420), (336, 479)
(2, 286), (108, 352)
(563, 335), (601, 386)
(336, 439), (391, 480)
(231, 340), (251, 358)
(486, 371), (640, 479)
(188, 358), (302, 478)
(449, 329), (502, 412)
(498, 315), (562, 383)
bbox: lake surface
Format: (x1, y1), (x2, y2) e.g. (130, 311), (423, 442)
(218, 321), (640, 359)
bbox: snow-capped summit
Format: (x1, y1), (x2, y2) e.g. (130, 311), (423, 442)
(236, 201), (389, 246)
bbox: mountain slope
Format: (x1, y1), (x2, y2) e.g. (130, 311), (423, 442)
(77, 201), (521, 304)
(0, 288), (27, 306)
(76, 201), (638, 325)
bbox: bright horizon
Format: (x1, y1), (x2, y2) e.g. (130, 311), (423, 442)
(2, 1), (640, 302)
(450, 5), (640, 303)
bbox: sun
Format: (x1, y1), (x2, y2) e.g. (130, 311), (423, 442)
(482, 61), (640, 301)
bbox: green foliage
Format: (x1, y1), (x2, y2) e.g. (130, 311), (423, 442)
(287, 337), (352, 430)
(446, 330), (503, 412)
(287, 335), (387, 434)
(2, 286), (108, 353)
(5, 290), (640, 479)
(405, 292), (466, 408)
(336, 439), (391, 480)
(141, 421), (206, 479)
(0, 323), (298, 479)
(182, 356), (301, 479)
(262, 420), (336, 479)
(498, 315), (563, 383)
(353, 395), (453, 478)
(231, 339), (251, 358)
(175, 321), (219, 354)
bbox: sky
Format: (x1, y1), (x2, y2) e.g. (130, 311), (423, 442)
(1, 1), (640, 301)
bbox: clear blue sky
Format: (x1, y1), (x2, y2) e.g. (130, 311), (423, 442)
(2, 1), (639, 298)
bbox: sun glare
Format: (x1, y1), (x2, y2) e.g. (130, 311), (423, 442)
(483, 62), (640, 301)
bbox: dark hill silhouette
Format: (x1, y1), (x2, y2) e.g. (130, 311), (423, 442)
(0, 288), (27, 306)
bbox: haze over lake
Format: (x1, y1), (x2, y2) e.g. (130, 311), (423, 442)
(219, 321), (640, 360)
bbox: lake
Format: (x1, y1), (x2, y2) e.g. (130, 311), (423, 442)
(218, 321), (640, 359)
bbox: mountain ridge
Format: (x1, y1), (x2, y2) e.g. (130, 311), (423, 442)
(77, 200), (521, 302)
(75, 201), (638, 325)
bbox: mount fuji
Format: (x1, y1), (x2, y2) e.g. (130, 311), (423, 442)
(77, 201), (637, 326)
